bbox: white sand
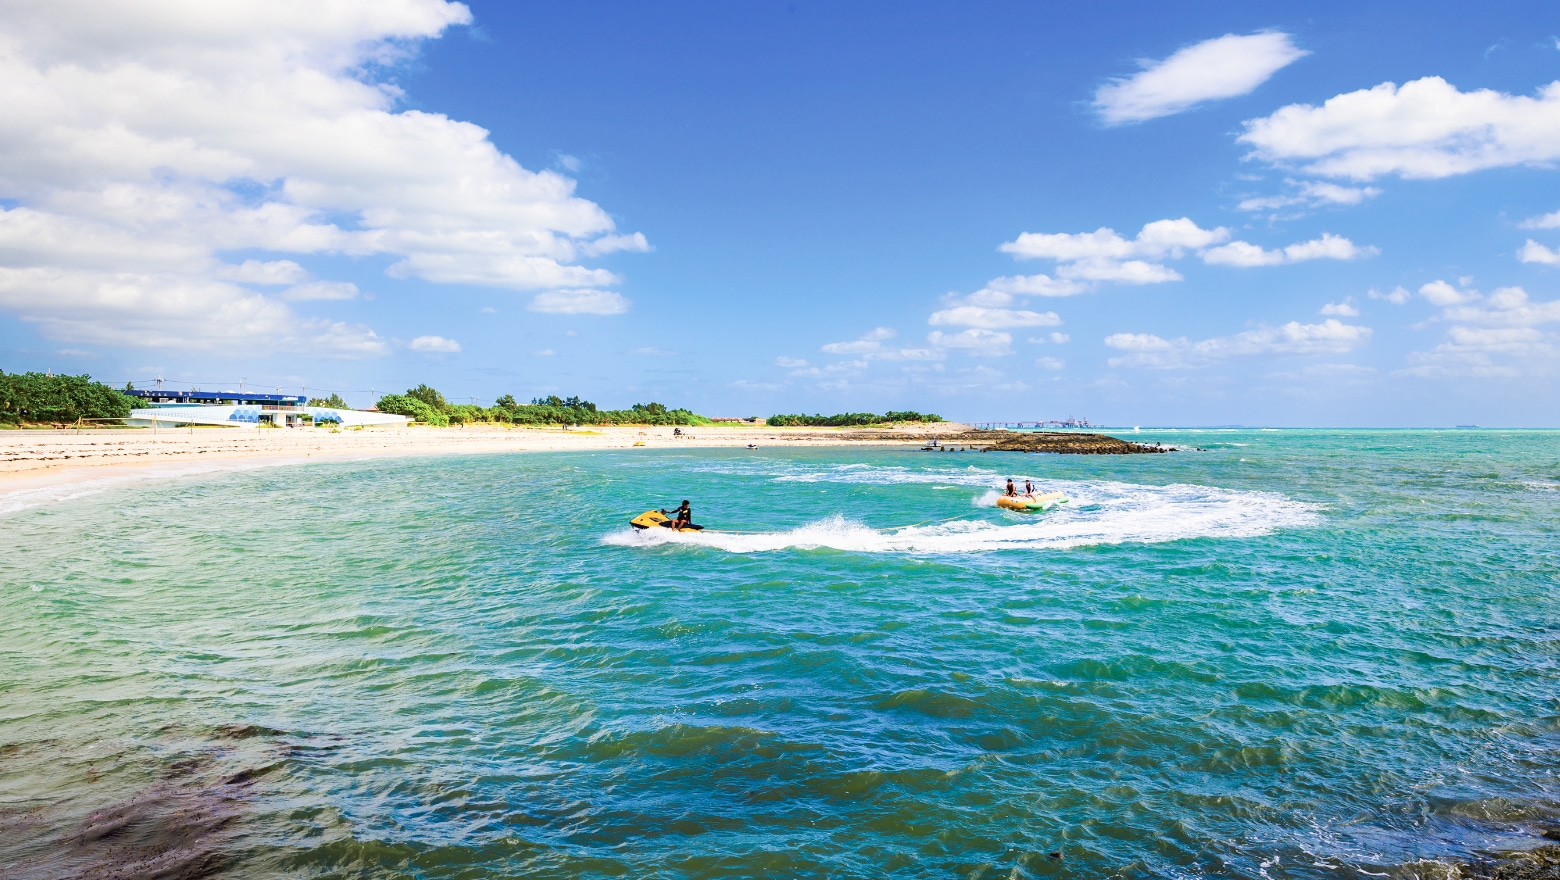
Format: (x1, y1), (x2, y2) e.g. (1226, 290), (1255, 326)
(0, 422), (973, 494)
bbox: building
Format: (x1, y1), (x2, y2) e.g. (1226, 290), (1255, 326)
(122, 390), (411, 429)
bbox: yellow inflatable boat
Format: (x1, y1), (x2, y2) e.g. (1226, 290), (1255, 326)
(996, 490), (1068, 512)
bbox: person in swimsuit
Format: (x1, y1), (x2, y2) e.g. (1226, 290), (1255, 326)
(1024, 479), (1035, 497)
(1005, 479), (1017, 497)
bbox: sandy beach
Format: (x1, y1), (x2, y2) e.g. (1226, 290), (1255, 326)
(0, 421), (973, 492)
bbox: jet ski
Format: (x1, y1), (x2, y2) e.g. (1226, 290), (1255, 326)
(995, 490), (1068, 512)
(630, 510), (704, 532)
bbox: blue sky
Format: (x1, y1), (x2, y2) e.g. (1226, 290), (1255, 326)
(2, 1), (1558, 425)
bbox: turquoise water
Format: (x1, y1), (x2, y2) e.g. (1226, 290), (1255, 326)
(2, 430), (1559, 879)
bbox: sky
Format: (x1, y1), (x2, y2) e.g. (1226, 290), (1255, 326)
(2, 0), (1559, 426)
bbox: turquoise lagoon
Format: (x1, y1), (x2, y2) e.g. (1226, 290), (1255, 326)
(2, 430), (1558, 878)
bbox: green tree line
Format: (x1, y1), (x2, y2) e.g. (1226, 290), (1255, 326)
(764, 411), (943, 427)
(0, 370), (132, 425)
(375, 385), (713, 427)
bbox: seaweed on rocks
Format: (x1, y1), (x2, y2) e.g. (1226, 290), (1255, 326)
(1463, 845), (1560, 880)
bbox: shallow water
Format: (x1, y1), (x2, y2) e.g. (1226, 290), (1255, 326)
(2, 430), (1558, 878)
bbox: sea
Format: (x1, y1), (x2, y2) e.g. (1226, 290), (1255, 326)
(2, 429), (1558, 879)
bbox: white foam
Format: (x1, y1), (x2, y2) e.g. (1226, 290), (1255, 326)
(0, 460), (294, 516)
(604, 482), (1322, 554)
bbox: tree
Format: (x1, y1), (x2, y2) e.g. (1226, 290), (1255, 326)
(308, 392), (351, 409)
(406, 384), (448, 411)
(494, 394), (517, 408)
(0, 370), (133, 424)
(376, 393), (447, 426)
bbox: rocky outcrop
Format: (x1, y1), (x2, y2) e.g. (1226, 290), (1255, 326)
(972, 431), (1168, 455)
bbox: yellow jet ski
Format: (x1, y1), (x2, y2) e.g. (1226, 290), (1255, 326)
(630, 510), (704, 532)
(996, 490), (1068, 512)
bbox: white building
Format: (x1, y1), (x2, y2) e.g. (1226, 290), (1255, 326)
(123, 390), (411, 429)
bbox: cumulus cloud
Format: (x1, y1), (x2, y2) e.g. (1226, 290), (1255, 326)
(1240, 77), (1560, 179)
(1001, 218), (1369, 281)
(1397, 280), (1560, 378)
(1238, 180), (1382, 213)
(774, 356), (808, 368)
(822, 327), (897, 355)
(1320, 300), (1359, 317)
(1201, 233), (1375, 267)
(408, 334), (460, 353)
(928, 328), (1013, 356)
(1519, 240), (1560, 265)
(0, 0), (643, 352)
(1093, 32), (1307, 125)
(928, 305), (1060, 329)
(1105, 319), (1371, 368)
(1369, 286), (1412, 305)
(527, 289), (629, 315)
(1035, 356), (1065, 370)
(1519, 210), (1560, 230)
(1000, 217), (1230, 285)
(279, 280), (360, 301)
(1418, 280), (1477, 306)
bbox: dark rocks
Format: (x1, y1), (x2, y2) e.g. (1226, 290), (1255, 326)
(1464, 845), (1560, 880)
(973, 431), (1169, 455)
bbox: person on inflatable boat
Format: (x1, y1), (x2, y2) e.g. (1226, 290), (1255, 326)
(1005, 479), (1018, 497)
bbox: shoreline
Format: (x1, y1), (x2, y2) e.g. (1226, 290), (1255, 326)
(0, 422), (972, 496)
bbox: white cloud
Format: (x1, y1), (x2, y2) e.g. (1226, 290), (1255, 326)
(409, 334), (460, 353)
(1419, 280), (1477, 306)
(928, 305), (1061, 329)
(1240, 77), (1560, 179)
(0, 0), (643, 351)
(1397, 281), (1560, 378)
(980, 274), (1088, 298)
(1519, 240), (1560, 265)
(1035, 356), (1065, 370)
(627, 346), (677, 356)
(1320, 300), (1359, 317)
(527, 288), (629, 315)
(1238, 180), (1382, 213)
(578, 232), (652, 258)
(1028, 332), (1071, 344)
(1093, 32), (1307, 125)
(928, 328), (1012, 356)
(1519, 210), (1560, 229)
(1202, 233), (1374, 267)
(1000, 217), (1230, 285)
(1105, 318), (1371, 368)
(0, 264), (387, 354)
(774, 356), (808, 368)
(822, 327), (896, 354)
(219, 259), (308, 285)
(279, 280), (359, 301)
(1369, 286), (1412, 305)
(531, 348), (555, 356)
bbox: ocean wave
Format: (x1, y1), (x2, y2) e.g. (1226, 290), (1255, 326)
(604, 482), (1321, 554)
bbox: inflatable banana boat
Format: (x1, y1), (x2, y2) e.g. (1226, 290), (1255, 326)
(995, 490), (1068, 512)
(630, 510), (704, 532)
